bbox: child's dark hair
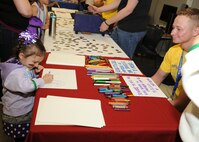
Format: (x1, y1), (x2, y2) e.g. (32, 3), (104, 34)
(15, 37), (46, 59)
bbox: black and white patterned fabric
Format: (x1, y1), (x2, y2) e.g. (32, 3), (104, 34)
(3, 122), (30, 139)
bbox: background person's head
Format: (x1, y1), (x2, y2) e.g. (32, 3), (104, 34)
(171, 8), (199, 51)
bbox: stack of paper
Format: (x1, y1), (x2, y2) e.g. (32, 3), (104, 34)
(46, 52), (85, 67)
(35, 95), (106, 128)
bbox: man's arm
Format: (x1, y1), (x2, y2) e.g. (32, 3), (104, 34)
(169, 88), (190, 112)
(99, 0), (139, 32)
(94, 0), (121, 13)
(151, 68), (168, 86)
(105, 0), (138, 25)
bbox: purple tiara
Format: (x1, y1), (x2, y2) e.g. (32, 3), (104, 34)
(18, 30), (38, 45)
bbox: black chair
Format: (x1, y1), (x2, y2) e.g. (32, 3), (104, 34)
(134, 25), (164, 68)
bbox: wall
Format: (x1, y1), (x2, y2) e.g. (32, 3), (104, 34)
(149, 0), (188, 26)
(191, 0), (199, 8)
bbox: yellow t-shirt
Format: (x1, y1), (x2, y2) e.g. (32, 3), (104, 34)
(160, 44), (187, 96)
(101, 0), (117, 20)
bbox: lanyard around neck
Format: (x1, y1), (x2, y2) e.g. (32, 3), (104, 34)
(171, 50), (184, 97)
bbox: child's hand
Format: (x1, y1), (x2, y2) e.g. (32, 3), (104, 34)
(34, 65), (44, 73)
(43, 73), (54, 84)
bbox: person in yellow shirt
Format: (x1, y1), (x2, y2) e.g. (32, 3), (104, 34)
(101, 0), (117, 20)
(157, 44), (186, 99)
(88, 0), (117, 19)
(152, 8), (199, 112)
(88, 0), (117, 30)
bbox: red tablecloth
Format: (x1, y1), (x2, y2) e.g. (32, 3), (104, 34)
(25, 56), (181, 142)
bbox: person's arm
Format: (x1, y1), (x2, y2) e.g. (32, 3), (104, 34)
(13, 0), (33, 17)
(89, 0), (121, 14)
(42, 5), (50, 30)
(169, 88), (190, 112)
(99, 0), (139, 32)
(4, 69), (45, 93)
(31, 3), (38, 17)
(47, 2), (60, 8)
(151, 68), (168, 86)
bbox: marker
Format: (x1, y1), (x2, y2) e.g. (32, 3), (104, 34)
(111, 98), (130, 102)
(108, 102), (128, 105)
(114, 108), (130, 111)
(98, 88), (113, 92)
(127, 94), (134, 97)
(112, 105), (129, 109)
(112, 94), (127, 98)
(104, 92), (121, 95)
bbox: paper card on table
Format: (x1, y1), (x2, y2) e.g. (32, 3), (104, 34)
(35, 98), (68, 125)
(42, 68), (77, 89)
(35, 95), (105, 128)
(46, 52), (85, 66)
(123, 76), (166, 98)
(109, 60), (143, 75)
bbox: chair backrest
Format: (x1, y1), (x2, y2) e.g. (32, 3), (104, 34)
(142, 25), (164, 52)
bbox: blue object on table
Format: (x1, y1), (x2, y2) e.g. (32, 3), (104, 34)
(74, 11), (105, 35)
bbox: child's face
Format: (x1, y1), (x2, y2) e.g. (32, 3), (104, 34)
(19, 53), (44, 70)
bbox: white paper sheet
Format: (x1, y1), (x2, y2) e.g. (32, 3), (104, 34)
(35, 95), (105, 128)
(109, 59), (143, 75)
(35, 98), (67, 125)
(42, 68), (77, 89)
(46, 52), (85, 66)
(123, 76), (166, 98)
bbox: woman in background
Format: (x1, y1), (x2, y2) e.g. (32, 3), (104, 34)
(88, 0), (152, 59)
(0, 0), (33, 62)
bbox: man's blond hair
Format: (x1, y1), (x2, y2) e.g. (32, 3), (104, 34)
(177, 8), (199, 27)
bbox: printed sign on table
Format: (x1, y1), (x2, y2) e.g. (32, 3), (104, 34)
(123, 76), (166, 98)
(109, 60), (142, 75)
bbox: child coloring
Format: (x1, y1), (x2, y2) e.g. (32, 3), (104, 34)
(0, 30), (53, 142)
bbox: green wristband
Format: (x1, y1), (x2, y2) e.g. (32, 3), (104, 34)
(32, 80), (37, 91)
